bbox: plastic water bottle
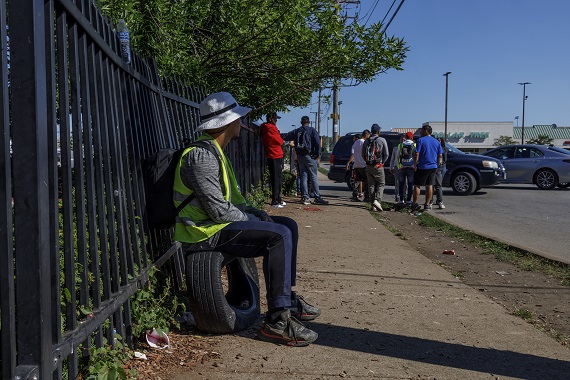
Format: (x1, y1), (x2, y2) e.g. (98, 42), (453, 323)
(116, 19), (131, 64)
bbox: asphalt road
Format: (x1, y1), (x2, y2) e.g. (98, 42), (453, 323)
(422, 183), (570, 265)
(319, 165), (570, 264)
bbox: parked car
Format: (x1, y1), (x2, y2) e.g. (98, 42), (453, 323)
(483, 144), (570, 189)
(328, 132), (505, 195)
(442, 143), (505, 195)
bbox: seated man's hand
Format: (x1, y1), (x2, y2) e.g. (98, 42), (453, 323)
(246, 213), (261, 221)
(258, 211), (274, 223)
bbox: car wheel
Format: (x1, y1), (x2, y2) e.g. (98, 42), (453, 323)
(186, 251), (261, 334)
(345, 171), (355, 191)
(557, 182), (570, 189)
(535, 169), (558, 190)
(451, 171), (477, 195)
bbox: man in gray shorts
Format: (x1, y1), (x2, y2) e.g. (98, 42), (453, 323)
(411, 124), (443, 213)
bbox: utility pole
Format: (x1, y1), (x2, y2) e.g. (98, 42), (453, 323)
(331, 0), (359, 148)
(332, 82), (339, 148)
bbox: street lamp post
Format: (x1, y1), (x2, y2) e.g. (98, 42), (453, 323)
(338, 101), (343, 137)
(518, 82), (531, 144)
(310, 111), (318, 130)
(443, 72), (451, 139)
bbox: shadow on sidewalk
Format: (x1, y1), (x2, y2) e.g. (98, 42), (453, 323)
(307, 322), (570, 379)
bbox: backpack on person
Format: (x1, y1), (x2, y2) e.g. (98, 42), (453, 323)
(364, 136), (380, 165)
(295, 126), (312, 156)
(399, 141), (414, 167)
(142, 141), (218, 229)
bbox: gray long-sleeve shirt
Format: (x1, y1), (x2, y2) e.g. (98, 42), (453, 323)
(179, 141), (260, 223)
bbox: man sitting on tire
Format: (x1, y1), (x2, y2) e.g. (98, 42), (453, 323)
(174, 92), (320, 347)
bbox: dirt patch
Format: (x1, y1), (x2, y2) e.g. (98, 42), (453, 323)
(375, 206), (570, 346)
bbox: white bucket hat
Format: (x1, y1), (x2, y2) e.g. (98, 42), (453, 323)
(197, 92), (252, 132)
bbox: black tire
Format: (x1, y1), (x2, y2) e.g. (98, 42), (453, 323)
(534, 169), (558, 190)
(186, 251), (260, 334)
(557, 182), (570, 189)
(345, 171), (355, 191)
(451, 171), (477, 195)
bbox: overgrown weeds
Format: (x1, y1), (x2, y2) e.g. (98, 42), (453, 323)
(415, 212), (570, 286)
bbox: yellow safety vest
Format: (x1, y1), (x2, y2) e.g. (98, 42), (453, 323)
(397, 141), (416, 170)
(173, 135), (246, 243)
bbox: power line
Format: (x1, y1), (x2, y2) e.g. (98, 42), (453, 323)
(383, 0), (406, 32)
(363, 0), (382, 26)
(380, 0), (398, 26)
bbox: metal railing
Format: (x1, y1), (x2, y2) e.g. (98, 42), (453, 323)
(0, 0), (264, 378)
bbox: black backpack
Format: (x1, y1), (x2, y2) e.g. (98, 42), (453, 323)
(142, 141), (218, 229)
(363, 136), (379, 165)
(399, 141), (414, 167)
(295, 126), (311, 156)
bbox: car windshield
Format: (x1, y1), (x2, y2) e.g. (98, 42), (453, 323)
(444, 142), (464, 154)
(547, 146), (570, 155)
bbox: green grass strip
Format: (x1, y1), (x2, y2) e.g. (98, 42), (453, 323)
(416, 212), (570, 286)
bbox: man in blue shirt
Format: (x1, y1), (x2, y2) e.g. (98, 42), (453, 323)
(411, 124), (443, 213)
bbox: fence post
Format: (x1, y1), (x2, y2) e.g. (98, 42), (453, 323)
(0, 0), (16, 376)
(9, 0), (53, 378)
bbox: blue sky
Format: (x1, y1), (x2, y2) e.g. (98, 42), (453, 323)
(272, 0), (570, 135)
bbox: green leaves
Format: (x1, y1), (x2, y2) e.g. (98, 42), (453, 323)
(493, 135), (517, 146)
(100, 0), (407, 118)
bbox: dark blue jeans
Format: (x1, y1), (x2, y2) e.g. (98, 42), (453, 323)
(398, 168), (415, 202)
(215, 216), (298, 310)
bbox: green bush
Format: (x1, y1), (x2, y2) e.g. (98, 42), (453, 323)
(282, 171), (297, 196)
(130, 267), (184, 339)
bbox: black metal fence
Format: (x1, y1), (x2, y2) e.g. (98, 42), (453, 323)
(0, 0), (264, 378)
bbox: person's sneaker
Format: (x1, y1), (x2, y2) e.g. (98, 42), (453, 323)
(394, 197), (400, 203)
(423, 204), (432, 211)
(372, 200), (383, 211)
(289, 292), (321, 321)
(302, 198), (311, 205)
(410, 203), (421, 213)
(256, 309), (318, 347)
(271, 202), (284, 208)
(436, 202), (445, 209)
(280, 201), (287, 206)
(406, 200), (413, 205)
(313, 197), (329, 205)
(357, 192), (365, 201)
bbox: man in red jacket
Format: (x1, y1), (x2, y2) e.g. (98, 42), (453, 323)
(260, 113), (286, 208)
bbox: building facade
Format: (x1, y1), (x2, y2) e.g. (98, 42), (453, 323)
(393, 122), (570, 154)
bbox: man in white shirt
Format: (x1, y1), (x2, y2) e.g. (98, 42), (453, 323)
(346, 129), (370, 201)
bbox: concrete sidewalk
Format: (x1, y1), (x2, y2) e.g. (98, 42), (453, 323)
(172, 174), (570, 380)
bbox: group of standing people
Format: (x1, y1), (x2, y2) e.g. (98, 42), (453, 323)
(349, 124), (448, 213)
(260, 114), (328, 207)
(408, 124), (446, 212)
